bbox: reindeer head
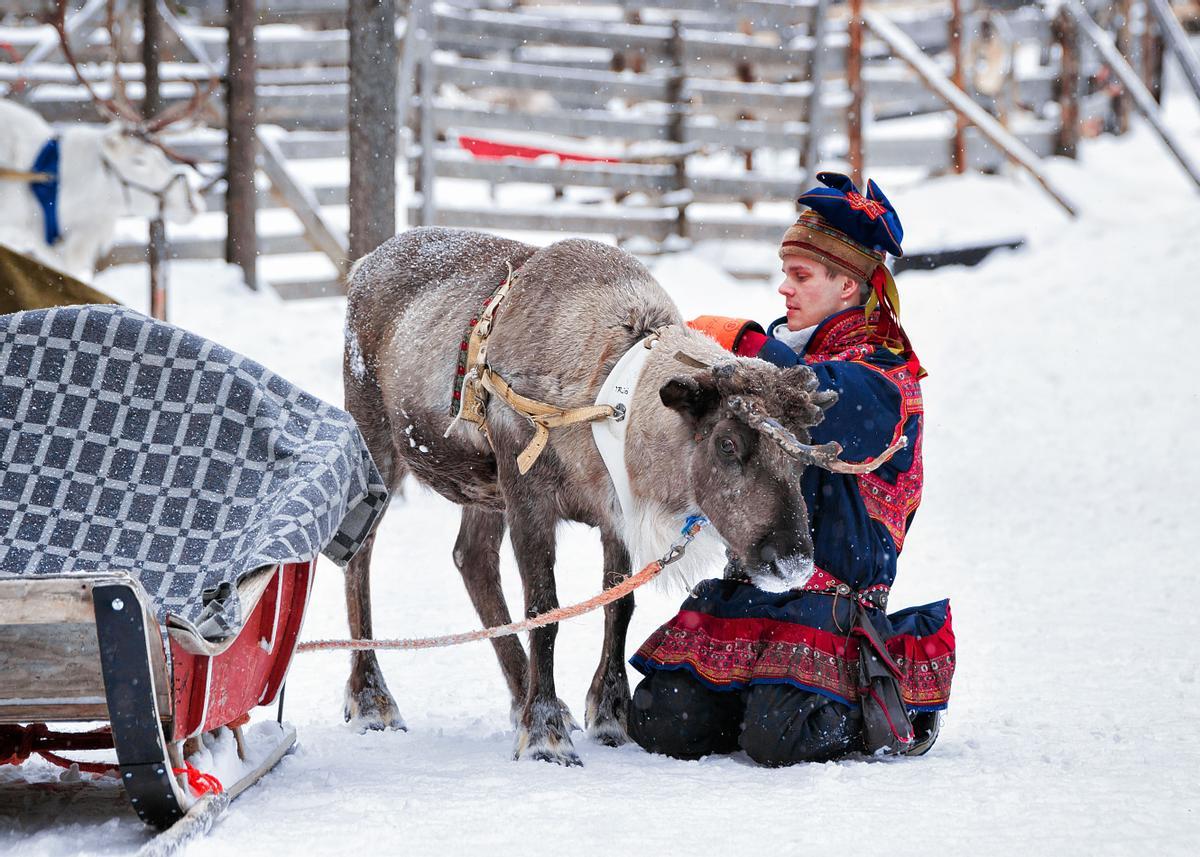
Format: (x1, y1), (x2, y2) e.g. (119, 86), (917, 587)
(660, 360), (903, 590)
(99, 125), (203, 222)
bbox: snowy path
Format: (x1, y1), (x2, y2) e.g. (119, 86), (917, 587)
(4, 105), (1200, 855)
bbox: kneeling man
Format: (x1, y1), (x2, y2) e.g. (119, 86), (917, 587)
(628, 173), (955, 765)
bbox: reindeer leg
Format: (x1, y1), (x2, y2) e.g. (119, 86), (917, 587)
(503, 485), (580, 766)
(343, 528), (406, 732)
(453, 506), (528, 721)
(585, 530), (635, 747)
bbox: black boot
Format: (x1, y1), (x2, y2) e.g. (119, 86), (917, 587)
(904, 710), (943, 756)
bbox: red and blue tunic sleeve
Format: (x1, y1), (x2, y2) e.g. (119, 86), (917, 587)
(806, 358), (913, 465)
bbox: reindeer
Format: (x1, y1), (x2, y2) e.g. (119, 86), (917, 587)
(0, 99), (202, 280)
(342, 228), (896, 766)
(0, 2), (209, 280)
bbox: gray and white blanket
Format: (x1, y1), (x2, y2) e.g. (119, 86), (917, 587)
(0, 305), (387, 639)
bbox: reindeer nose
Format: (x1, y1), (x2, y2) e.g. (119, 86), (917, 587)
(760, 545), (779, 564)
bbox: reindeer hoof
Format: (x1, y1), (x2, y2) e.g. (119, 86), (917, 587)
(558, 698), (581, 734)
(585, 681), (631, 747)
(528, 744), (583, 767)
(586, 718), (630, 748)
(343, 684), (407, 733)
(514, 698), (582, 766)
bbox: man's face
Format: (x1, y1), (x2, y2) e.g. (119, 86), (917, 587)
(777, 255), (854, 331)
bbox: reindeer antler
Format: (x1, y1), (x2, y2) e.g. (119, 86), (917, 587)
(52, 0), (217, 164)
(52, 0), (142, 126)
(727, 395), (907, 475)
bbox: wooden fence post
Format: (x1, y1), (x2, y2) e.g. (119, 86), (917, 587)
(1053, 5), (1082, 158)
(225, 0), (257, 290)
(418, 29), (436, 228)
(1114, 0), (1134, 133)
(143, 0), (168, 319)
(847, 0), (865, 187)
(348, 0), (398, 262)
(668, 19), (689, 241)
(802, 0), (829, 181)
(1147, 0), (1197, 105)
(1141, 8), (1164, 103)
(949, 0), (967, 173)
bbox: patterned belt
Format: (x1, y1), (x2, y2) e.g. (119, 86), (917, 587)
(797, 569), (890, 611)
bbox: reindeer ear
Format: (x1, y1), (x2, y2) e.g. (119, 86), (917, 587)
(660, 374), (720, 425)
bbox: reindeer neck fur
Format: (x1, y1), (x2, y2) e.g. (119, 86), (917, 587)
(615, 323), (738, 586)
(54, 127), (127, 278)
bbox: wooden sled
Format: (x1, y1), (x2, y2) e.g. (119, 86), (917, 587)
(0, 559), (314, 839)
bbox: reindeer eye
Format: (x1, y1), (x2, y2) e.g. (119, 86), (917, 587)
(718, 436), (738, 457)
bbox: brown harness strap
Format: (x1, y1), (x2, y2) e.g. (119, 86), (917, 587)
(478, 368), (615, 474)
(0, 167), (52, 183)
(446, 262), (616, 474)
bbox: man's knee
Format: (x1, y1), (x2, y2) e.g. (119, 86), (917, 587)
(739, 684), (862, 766)
(627, 670), (742, 760)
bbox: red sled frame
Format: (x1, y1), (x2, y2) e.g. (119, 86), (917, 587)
(0, 559), (314, 831)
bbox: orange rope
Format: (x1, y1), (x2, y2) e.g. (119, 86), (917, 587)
(297, 558), (665, 653)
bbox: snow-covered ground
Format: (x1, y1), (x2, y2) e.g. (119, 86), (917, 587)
(4, 87), (1200, 856)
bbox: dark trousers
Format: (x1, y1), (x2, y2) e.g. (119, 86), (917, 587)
(628, 669), (863, 766)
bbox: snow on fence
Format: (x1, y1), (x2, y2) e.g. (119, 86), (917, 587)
(0, 0), (1163, 298)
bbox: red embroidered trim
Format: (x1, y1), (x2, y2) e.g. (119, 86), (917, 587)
(635, 607), (955, 708)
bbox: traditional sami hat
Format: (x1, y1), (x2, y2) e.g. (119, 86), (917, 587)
(780, 171), (923, 377)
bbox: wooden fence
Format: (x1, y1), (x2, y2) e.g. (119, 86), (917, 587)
(0, 0), (1166, 297)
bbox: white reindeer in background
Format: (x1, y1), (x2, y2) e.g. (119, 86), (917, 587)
(0, 1), (210, 280)
(0, 99), (203, 281)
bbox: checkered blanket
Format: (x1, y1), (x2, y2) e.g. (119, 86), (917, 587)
(0, 306), (387, 639)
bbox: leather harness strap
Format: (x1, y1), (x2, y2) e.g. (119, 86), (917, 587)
(447, 262), (617, 475)
(478, 368), (615, 475)
(0, 167), (52, 182)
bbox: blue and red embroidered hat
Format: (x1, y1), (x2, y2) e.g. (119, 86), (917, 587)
(780, 172), (923, 376)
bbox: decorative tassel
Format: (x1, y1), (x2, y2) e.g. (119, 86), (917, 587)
(867, 265), (926, 379)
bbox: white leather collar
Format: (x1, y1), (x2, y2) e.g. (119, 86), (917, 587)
(591, 336), (657, 524)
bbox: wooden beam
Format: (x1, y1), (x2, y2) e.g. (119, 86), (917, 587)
(1052, 6), (1082, 158)
(1113, 0), (1134, 134)
(1064, 0), (1200, 190)
(863, 8), (1078, 217)
(226, 0), (258, 288)
(801, 0), (830, 179)
(418, 31), (436, 228)
(949, 0), (967, 173)
(143, 0), (168, 321)
(348, 0), (397, 260)
(257, 129), (350, 275)
(847, 0), (865, 186)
